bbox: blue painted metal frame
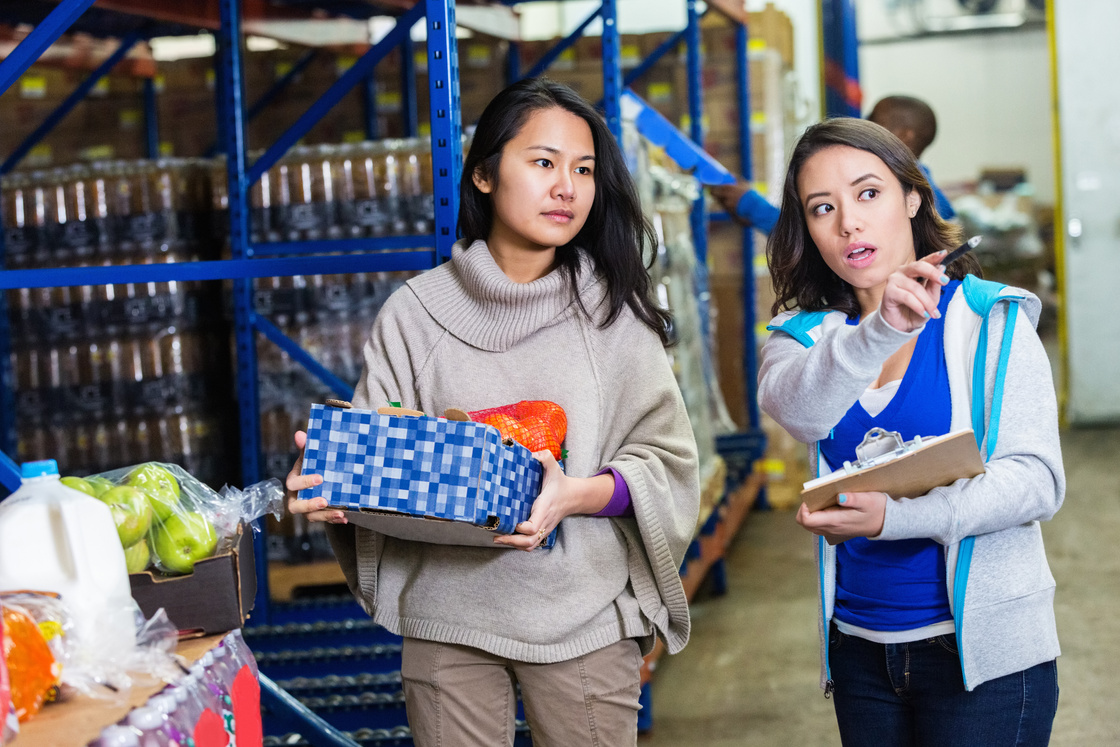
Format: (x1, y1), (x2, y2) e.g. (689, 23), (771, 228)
(735, 23), (760, 433)
(821, 0), (861, 117)
(217, 0), (272, 624)
(0, 0), (98, 97)
(1, 27), (144, 174)
(425, 0), (462, 261)
(143, 76), (159, 159)
(505, 40), (520, 86)
(684, 0), (706, 266)
(599, 0), (622, 143)
(522, 5), (600, 82)
(251, 236), (436, 256)
(259, 673), (360, 747)
(206, 48), (320, 157)
(254, 314), (356, 400)
(0, 252), (435, 290)
(400, 34), (418, 138)
(0, 450), (19, 495)
(248, 1), (425, 186)
(362, 69), (379, 140)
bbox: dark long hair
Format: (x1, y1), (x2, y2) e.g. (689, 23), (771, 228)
(458, 77), (671, 344)
(767, 117), (980, 318)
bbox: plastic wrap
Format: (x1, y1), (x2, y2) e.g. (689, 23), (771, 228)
(68, 462), (284, 575)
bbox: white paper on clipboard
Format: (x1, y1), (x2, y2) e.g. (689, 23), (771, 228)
(800, 428), (985, 511)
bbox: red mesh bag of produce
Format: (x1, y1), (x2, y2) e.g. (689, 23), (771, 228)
(469, 400), (567, 460)
(1, 602), (60, 723)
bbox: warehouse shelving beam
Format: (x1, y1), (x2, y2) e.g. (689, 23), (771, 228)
(821, 0), (861, 117)
(0, 251), (435, 290)
(0, 0), (98, 96)
(425, 0), (463, 261)
(521, 6), (600, 82)
(401, 34), (418, 138)
(246, 2), (425, 186)
(206, 47), (321, 158)
(144, 76), (160, 159)
(0, 26), (146, 175)
(218, 0), (269, 623)
(735, 22), (760, 433)
(254, 315), (355, 401)
(0, 451), (18, 493)
(259, 673), (360, 747)
(362, 69), (379, 140)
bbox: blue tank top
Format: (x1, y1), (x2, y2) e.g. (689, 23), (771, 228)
(820, 281), (959, 632)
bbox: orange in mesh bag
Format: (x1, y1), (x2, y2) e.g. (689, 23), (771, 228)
(1, 604), (60, 722)
(469, 400), (567, 461)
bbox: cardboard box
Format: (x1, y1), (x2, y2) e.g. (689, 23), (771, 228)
(129, 522), (256, 636)
(300, 404), (554, 548)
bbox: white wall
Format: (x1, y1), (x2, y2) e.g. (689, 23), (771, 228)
(856, 2), (1054, 202)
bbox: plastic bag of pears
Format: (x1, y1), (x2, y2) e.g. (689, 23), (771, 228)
(61, 462), (283, 576)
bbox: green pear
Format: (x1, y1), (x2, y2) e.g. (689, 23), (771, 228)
(98, 485), (153, 548)
(60, 476), (97, 496)
(125, 463), (181, 522)
(151, 511), (217, 575)
(86, 475), (115, 497)
(124, 538), (151, 574)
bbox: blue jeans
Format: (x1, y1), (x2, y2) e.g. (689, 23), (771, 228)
(828, 623), (1058, 746)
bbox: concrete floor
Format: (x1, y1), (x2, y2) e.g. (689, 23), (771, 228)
(642, 426), (1120, 746)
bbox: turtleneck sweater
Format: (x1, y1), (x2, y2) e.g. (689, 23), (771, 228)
(324, 239), (700, 662)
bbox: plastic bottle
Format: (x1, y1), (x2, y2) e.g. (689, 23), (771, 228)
(147, 692), (190, 747)
(127, 705), (173, 747)
(92, 724), (141, 747)
(0, 460), (138, 669)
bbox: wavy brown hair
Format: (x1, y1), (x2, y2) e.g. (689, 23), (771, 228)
(767, 117), (980, 319)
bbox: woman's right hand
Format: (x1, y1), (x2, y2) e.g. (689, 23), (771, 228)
(285, 430), (348, 524)
(880, 250), (949, 332)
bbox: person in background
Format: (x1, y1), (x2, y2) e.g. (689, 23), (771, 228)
(760, 117), (1062, 745)
(711, 94), (956, 230)
(285, 77), (700, 747)
(866, 95), (956, 220)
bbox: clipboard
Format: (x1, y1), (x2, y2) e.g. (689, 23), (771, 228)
(800, 427), (985, 511)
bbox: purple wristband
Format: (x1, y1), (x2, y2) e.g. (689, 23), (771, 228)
(592, 467), (634, 517)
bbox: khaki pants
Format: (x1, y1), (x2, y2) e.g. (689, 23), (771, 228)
(401, 637), (643, 747)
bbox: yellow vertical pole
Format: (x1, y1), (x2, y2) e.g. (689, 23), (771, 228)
(1046, 0), (1069, 425)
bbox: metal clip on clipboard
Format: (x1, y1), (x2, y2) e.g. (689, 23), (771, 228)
(842, 428), (931, 474)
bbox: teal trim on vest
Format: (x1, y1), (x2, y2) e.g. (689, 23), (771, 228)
(955, 274), (1023, 691)
(767, 310), (831, 348)
(961, 275), (1024, 317)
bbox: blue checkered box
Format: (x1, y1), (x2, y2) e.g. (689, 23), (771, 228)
(299, 404), (555, 547)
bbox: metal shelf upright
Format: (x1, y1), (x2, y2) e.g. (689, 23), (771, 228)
(0, 1), (465, 630)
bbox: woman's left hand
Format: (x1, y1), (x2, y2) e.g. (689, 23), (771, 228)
(796, 491), (888, 545)
(493, 450), (576, 551)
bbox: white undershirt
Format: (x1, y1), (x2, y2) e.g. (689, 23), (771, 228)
(859, 379), (902, 417)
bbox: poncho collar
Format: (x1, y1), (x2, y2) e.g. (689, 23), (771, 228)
(407, 239), (604, 352)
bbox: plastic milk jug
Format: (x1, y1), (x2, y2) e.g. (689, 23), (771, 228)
(0, 460), (136, 666)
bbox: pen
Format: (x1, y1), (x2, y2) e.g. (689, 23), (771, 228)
(942, 235), (982, 268)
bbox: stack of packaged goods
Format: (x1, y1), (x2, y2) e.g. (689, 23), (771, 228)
(208, 138), (439, 562)
(3, 159), (234, 488)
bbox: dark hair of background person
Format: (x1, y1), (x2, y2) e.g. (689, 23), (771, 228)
(867, 95), (938, 158)
(766, 117), (981, 319)
(459, 76), (672, 345)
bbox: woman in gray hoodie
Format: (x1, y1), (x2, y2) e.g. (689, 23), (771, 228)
(759, 118), (1063, 746)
